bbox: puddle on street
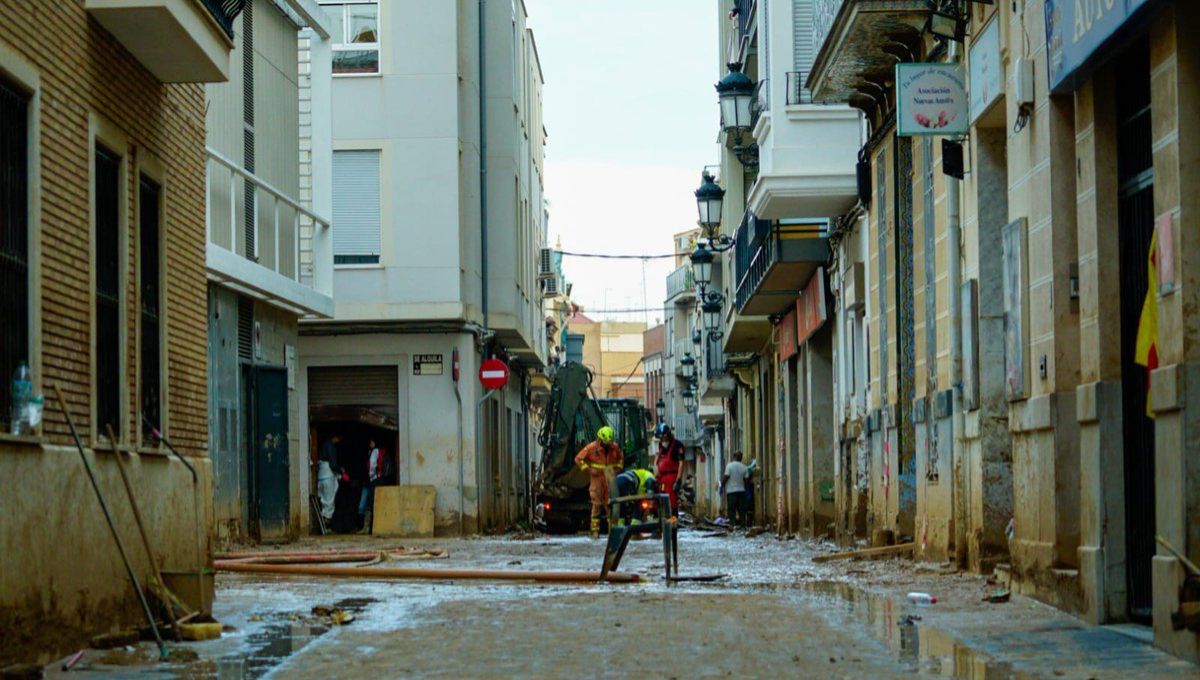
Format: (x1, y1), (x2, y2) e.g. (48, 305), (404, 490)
(796, 579), (1016, 679)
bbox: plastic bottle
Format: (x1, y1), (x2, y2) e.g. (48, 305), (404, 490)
(10, 361), (31, 436)
(907, 592), (938, 606)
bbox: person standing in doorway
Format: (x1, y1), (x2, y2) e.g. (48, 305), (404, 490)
(654, 424), (684, 515)
(722, 451), (751, 527)
(317, 434), (342, 522)
(358, 439), (385, 534)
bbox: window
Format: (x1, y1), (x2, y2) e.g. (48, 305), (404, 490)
(321, 1), (380, 74)
(139, 176), (162, 444)
(0, 76), (29, 431)
(95, 146), (122, 440)
(332, 150), (381, 264)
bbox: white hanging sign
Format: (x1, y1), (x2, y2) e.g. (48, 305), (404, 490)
(896, 63), (969, 136)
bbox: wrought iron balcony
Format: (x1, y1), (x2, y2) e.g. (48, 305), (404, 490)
(734, 212), (830, 316)
(786, 71), (813, 105)
(666, 264), (695, 304)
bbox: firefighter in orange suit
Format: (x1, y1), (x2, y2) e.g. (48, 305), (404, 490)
(574, 426), (624, 538)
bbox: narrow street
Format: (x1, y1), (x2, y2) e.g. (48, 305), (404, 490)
(45, 531), (1197, 679)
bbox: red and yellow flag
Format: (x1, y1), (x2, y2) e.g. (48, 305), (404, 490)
(1134, 232), (1159, 419)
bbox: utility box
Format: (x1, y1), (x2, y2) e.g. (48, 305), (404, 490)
(373, 485), (436, 537)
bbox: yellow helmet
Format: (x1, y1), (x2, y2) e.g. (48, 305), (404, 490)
(597, 426), (615, 443)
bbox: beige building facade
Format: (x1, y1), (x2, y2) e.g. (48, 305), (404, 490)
(802, 0), (1200, 661)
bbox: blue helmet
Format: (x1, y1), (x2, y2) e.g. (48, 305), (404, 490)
(656, 423), (672, 438)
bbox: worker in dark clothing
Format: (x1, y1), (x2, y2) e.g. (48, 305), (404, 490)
(613, 468), (657, 526)
(317, 434), (342, 521)
(654, 424), (684, 515)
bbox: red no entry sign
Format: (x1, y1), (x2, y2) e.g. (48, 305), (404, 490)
(479, 358), (510, 390)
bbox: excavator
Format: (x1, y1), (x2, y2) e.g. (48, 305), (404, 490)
(532, 361), (651, 533)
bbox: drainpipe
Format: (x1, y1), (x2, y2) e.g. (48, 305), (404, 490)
(453, 348), (465, 535)
(946, 40), (965, 564)
(478, 0), (489, 328)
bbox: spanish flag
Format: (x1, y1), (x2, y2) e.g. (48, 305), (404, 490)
(1134, 232), (1159, 419)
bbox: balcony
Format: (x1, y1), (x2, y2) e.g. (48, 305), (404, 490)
(807, 0), (928, 106)
(727, 0), (758, 65)
(206, 148), (334, 318)
(734, 213), (830, 317)
(666, 264), (695, 305)
(86, 0), (243, 83)
(745, 71), (861, 220)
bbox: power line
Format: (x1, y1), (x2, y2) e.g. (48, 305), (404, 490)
(555, 249), (683, 260)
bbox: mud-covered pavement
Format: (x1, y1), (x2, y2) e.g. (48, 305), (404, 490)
(45, 531), (1200, 679)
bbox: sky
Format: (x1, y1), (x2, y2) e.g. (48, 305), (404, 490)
(523, 0), (719, 328)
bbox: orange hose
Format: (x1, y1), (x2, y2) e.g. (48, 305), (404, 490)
(215, 560), (640, 584)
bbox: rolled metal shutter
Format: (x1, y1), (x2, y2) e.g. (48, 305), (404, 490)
(308, 365), (398, 421)
(332, 150), (381, 259)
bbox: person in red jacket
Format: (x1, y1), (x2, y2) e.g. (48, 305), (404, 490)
(655, 424), (684, 514)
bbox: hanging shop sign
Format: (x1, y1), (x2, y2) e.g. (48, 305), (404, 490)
(896, 63), (969, 137)
(778, 307), (798, 362)
(1044, 0), (1155, 93)
(969, 18), (1003, 124)
(796, 267), (828, 346)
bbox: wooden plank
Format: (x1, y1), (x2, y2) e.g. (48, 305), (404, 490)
(811, 542), (915, 563)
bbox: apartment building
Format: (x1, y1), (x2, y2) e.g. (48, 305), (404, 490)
(297, 0), (548, 534)
(0, 0), (237, 665)
(701, 0), (860, 532)
(204, 0), (333, 541)
(801, 0), (1200, 661)
(564, 312), (646, 399)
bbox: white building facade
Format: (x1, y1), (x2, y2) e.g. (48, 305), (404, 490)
(299, 0), (548, 534)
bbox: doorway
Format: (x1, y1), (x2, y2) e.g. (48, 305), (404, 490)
(246, 366), (289, 539)
(1115, 40), (1156, 623)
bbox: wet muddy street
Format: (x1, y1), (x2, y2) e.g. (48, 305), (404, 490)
(46, 532), (1200, 679)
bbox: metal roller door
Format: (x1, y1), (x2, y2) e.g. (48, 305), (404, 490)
(308, 365), (399, 421)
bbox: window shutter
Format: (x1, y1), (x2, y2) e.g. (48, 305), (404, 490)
(793, 0), (816, 103)
(332, 150), (381, 258)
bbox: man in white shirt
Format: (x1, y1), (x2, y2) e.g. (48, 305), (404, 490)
(358, 439), (385, 534)
(721, 452), (751, 527)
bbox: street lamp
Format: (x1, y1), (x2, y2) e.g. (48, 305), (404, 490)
(655, 398), (666, 423)
(689, 241), (714, 291)
(716, 63), (755, 133)
(694, 171), (725, 231)
(681, 353), (696, 380)
(702, 294), (724, 340)
(692, 328), (702, 345)
(682, 387), (696, 413)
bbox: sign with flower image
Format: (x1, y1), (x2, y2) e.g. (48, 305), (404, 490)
(896, 63), (969, 137)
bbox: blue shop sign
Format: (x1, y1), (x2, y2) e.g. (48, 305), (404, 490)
(1045, 0), (1155, 92)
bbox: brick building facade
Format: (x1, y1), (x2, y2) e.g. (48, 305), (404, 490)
(0, 0), (220, 666)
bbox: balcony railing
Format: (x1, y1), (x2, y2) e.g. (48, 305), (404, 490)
(786, 71), (813, 105)
(734, 213), (830, 315)
(206, 148), (333, 316)
(199, 0), (246, 38)
(751, 79), (769, 129)
(666, 264), (695, 303)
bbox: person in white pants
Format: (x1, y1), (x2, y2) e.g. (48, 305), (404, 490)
(317, 434), (343, 520)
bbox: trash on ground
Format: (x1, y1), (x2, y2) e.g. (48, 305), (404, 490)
(812, 543), (916, 563)
(906, 592), (938, 606)
(983, 590), (1011, 604)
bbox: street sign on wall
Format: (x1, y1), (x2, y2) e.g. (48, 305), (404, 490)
(413, 354), (444, 376)
(896, 63), (969, 136)
(479, 358), (510, 390)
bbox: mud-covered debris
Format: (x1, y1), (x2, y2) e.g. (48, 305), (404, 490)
(90, 630), (139, 649)
(312, 605), (335, 617)
(165, 647), (199, 663)
(983, 590), (1010, 604)
(0, 662), (44, 679)
(331, 611), (355, 625)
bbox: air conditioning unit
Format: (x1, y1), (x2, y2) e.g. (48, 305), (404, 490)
(538, 247), (555, 278)
(542, 276), (562, 298)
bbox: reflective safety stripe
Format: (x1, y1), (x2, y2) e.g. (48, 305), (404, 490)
(583, 463), (621, 470)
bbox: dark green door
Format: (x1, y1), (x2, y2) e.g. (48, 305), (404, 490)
(252, 367), (289, 538)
